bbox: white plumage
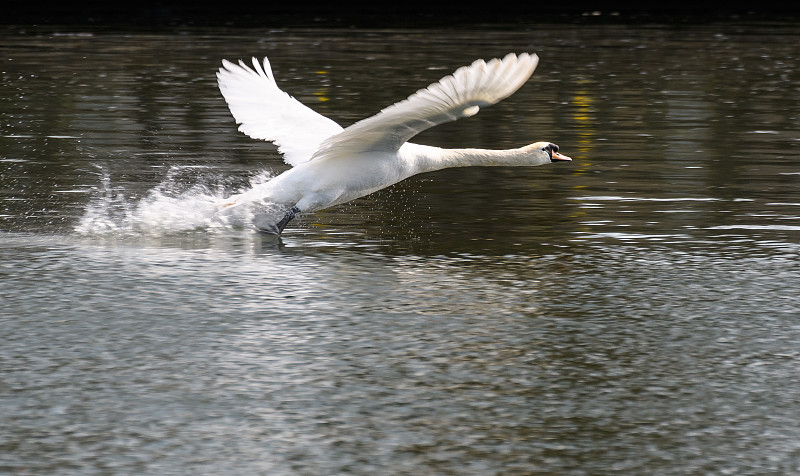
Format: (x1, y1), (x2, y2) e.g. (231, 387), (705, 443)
(216, 58), (343, 166)
(216, 53), (570, 234)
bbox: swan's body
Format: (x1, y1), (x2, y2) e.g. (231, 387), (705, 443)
(216, 53), (571, 234)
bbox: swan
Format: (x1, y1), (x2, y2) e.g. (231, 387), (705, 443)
(216, 52), (571, 234)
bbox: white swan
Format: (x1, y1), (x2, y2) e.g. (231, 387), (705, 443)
(216, 53), (571, 234)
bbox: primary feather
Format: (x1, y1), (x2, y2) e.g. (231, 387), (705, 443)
(216, 57), (343, 166)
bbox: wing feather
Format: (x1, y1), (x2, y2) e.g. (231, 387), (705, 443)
(310, 53), (539, 161)
(216, 57), (343, 167)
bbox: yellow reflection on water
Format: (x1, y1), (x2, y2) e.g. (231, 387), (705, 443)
(314, 70), (330, 102)
(569, 88), (596, 226)
(571, 89), (595, 167)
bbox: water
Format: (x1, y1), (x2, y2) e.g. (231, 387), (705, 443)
(2, 19), (800, 474)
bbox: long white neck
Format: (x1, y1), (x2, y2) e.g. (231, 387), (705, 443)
(402, 143), (549, 175)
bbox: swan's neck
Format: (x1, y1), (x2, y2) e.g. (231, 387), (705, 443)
(404, 143), (545, 174)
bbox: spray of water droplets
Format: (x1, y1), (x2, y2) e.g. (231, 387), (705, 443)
(74, 166), (280, 236)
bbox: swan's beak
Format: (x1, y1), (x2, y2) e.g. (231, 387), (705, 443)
(552, 151), (572, 162)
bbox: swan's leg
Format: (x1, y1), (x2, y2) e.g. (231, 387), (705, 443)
(256, 206), (301, 235)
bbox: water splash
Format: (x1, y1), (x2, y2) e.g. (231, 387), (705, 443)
(74, 166), (278, 236)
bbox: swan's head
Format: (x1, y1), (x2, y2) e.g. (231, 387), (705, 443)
(520, 142), (572, 165)
(527, 142), (572, 165)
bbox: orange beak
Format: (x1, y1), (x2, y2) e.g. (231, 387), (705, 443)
(552, 151), (572, 162)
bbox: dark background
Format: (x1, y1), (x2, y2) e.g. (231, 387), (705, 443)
(4, 1), (800, 27)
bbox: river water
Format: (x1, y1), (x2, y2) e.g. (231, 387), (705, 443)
(2, 19), (800, 474)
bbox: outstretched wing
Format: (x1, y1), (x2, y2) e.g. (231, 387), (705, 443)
(216, 57), (344, 167)
(310, 53), (539, 162)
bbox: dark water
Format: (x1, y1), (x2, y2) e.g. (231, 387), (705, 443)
(2, 20), (800, 474)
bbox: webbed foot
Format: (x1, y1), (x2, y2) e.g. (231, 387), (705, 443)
(255, 206), (300, 235)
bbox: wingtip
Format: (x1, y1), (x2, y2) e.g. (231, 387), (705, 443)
(219, 58), (236, 72)
(515, 52), (539, 71)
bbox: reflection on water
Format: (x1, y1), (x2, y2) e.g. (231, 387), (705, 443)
(2, 19), (800, 474)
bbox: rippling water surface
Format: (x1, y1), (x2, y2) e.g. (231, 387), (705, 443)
(2, 19), (800, 474)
